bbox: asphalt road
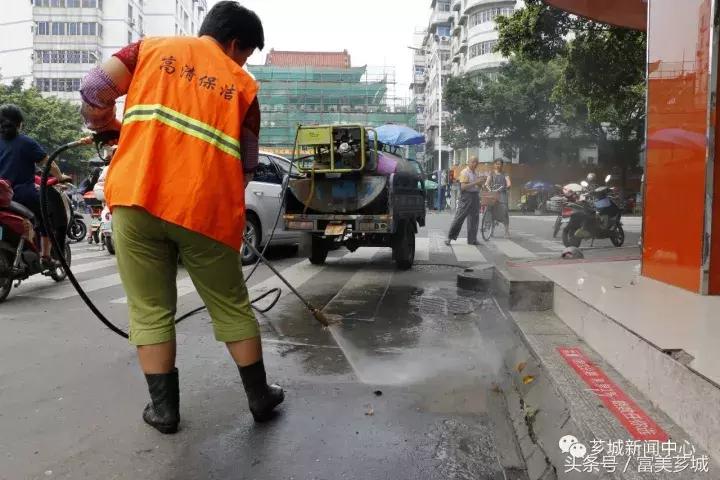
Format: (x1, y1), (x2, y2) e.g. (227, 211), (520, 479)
(0, 211), (640, 479)
(1, 230), (534, 480)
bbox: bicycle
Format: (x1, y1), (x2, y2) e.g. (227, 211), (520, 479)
(480, 188), (505, 241)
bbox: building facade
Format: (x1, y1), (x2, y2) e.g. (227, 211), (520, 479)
(249, 50), (415, 155)
(0, 0), (207, 103)
(412, 0), (519, 171)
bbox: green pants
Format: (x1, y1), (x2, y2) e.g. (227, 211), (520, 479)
(113, 207), (259, 346)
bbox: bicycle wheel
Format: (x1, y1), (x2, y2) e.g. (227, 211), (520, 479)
(481, 208), (494, 241)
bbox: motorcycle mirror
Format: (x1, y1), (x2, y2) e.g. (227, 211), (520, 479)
(605, 174), (612, 183)
(581, 180), (589, 188)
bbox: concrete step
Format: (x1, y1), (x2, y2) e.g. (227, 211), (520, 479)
(498, 307), (717, 480)
(549, 281), (720, 466)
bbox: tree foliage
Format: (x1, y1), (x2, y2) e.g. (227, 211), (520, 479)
(446, 0), (647, 178)
(0, 79), (93, 173)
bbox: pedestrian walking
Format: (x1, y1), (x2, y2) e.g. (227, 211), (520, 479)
(79, 1), (282, 434)
(486, 159), (512, 238)
(445, 156), (484, 245)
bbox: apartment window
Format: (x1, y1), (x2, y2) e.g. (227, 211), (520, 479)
(67, 0), (81, 6)
(82, 0), (99, 6)
(438, 1), (450, 12)
(468, 6), (514, 28)
(36, 22), (49, 35)
(436, 25), (450, 37)
(36, 78), (81, 92)
(81, 22), (96, 35)
(469, 40), (498, 58)
(128, 4), (133, 20)
(50, 0), (66, 6)
(50, 22), (64, 35)
(128, 30), (133, 44)
(67, 22), (78, 35)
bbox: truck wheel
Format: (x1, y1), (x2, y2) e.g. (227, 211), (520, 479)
(393, 220), (415, 270)
(309, 236), (329, 265)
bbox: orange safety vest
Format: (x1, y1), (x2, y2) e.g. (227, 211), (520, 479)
(106, 36), (258, 250)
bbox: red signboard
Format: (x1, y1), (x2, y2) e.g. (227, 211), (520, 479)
(557, 347), (669, 441)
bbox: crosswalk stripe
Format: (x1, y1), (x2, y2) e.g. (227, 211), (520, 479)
(248, 259), (333, 298)
(17, 259), (118, 288)
(22, 273), (122, 300)
(336, 247), (383, 262)
(490, 239), (538, 259)
(429, 230), (452, 255)
(451, 244), (487, 263)
(415, 237), (430, 261)
(73, 251), (110, 261)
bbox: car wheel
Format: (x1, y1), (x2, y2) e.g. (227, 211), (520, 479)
(241, 215), (261, 265)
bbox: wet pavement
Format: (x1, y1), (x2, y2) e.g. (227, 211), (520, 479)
(0, 251), (529, 480)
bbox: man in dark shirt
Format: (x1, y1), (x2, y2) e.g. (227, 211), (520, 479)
(0, 104), (63, 265)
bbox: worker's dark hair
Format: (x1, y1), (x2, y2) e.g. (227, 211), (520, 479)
(0, 104), (24, 140)
(199, 1), (264, 51)
(494, 158), (504, 165)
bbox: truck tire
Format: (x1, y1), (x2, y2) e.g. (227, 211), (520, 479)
(309, 236), (329, 265)
(393, 220), (415, 270)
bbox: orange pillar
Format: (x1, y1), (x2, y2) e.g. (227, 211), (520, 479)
(642, 0), (719, 294)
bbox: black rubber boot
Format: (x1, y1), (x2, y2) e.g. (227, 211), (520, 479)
(238, 360), (284, 422)
(142, 368), (180, 434)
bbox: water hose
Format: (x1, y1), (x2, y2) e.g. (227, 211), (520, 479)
(38, 136), (330, 340)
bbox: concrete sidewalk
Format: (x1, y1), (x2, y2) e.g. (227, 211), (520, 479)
(490, 257), (720, 478)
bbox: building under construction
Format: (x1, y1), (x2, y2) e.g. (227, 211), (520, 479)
(248, 50), (415, 155)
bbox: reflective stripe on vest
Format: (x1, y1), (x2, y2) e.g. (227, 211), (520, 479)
(123, 103), (242, 159)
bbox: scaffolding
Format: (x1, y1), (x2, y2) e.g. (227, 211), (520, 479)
(249, 64), (416, 154)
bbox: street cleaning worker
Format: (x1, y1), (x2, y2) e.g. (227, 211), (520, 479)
(445, 156), (484, 245)
(79, 1), (282, 434)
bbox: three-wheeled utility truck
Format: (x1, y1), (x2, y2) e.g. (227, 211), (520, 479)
(283, 124), (426, 269)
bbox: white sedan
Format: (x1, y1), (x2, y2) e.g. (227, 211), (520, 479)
(93, 152), (301, 265)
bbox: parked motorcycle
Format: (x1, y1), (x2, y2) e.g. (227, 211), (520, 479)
(562, 176), (624, 248)
(68, 211), (87, 242)
(0, 177), (72, 302)
(551, 183), (583, 238)
(99, 205), (114, 255)
(83, 191), (103, 244)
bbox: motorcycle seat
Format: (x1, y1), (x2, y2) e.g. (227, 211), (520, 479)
(3, 201), (35, 221)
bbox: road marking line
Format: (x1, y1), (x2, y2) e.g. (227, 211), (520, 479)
(336, 247), (384, 262)
(415, 237), (430, 261)
(452, 244), (487, 263)
(490, 239), (538, 259)
(16, 259), (119, 288)
(72, 251), (110, 261)
(22, 273), (122, 300)
(429, 230), (452, 254)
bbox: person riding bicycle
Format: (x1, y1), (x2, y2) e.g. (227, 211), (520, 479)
(485, 159), (512, 238)
(0, 104), (65, 268)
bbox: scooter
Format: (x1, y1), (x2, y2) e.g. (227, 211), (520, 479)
(562, 177), (624, 248)
(83, 191), (103, 244)
(551, 183), (582, 238)
(0, 177), (72, 302)
(99, 205), (114, 255)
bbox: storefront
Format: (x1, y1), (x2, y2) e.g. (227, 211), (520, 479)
(546, 0), (720, 295)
